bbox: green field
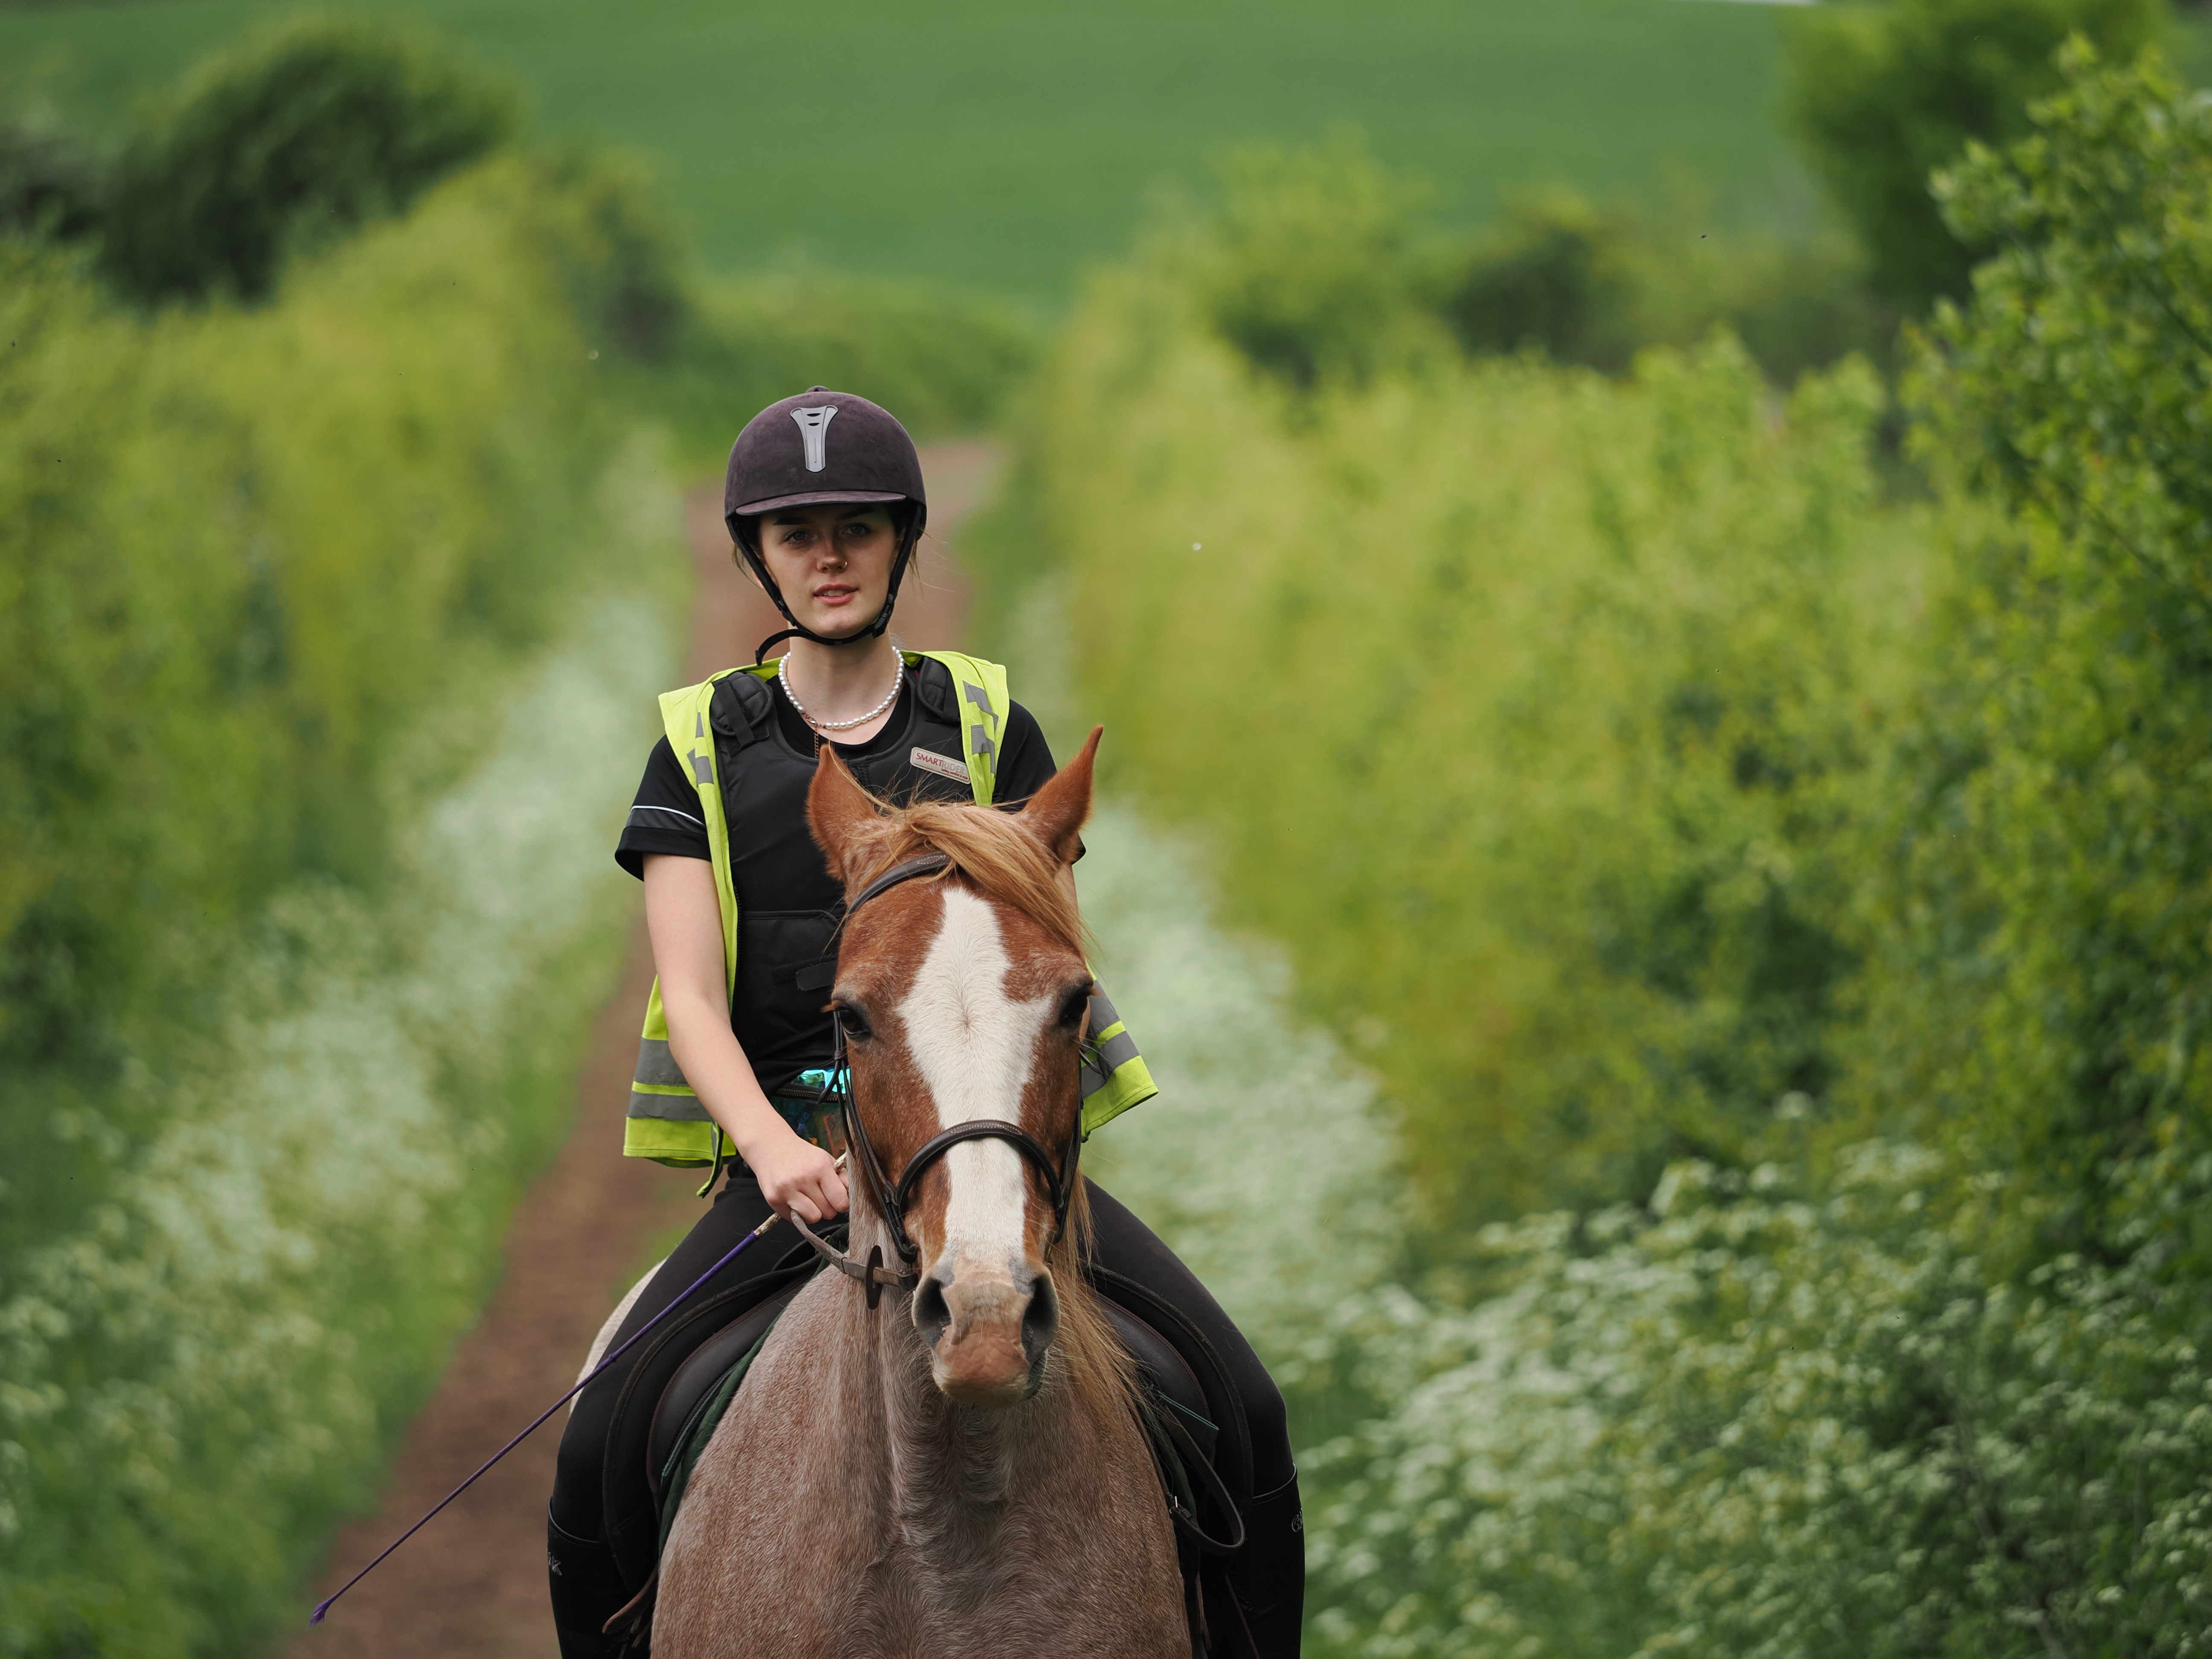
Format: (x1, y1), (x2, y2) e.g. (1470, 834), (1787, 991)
(3, 0), (1818, 301)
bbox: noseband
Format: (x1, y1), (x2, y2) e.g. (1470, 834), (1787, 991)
(786, 853), (1084, 1308)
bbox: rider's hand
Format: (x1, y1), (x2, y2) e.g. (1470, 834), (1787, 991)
(748, 1128), (849, 1224)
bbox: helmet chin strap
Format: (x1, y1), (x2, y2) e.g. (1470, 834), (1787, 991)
(739, 519), (922, 666)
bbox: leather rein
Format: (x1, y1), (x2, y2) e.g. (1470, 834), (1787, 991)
(784, 853), (1084, 1310)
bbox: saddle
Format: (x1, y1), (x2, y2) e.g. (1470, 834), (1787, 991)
(598, 1247), (1260, 1659)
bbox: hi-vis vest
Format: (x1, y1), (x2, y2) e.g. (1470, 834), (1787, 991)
(625, 649), (1158, 1167)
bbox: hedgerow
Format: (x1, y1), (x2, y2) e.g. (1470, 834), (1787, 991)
(1304, 1147), (2212, 1659)
(0, 23), (1058, 1651)
(977, 43), (2212, 1656)
(0, 146), (684, 1656)
(986, 154), (1926, 1228)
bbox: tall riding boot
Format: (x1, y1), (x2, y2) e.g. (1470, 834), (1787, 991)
(548, 1510), (638, 1658)
(1226, 1470), (1306, 1657)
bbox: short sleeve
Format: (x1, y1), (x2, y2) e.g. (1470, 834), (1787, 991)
(616, 736), (712, 879)
(992, 703), (1058, 806)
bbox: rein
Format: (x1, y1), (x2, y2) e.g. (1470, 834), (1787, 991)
(786, 851), (1085, 1305)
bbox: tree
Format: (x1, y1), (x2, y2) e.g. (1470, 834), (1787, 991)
(1874, 41), (2212, 1269)
(1783, 0), (2162, 310)
(0, 118), (103, 244)
(99, 18), (515, 305)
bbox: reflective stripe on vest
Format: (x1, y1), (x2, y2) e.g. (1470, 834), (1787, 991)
(1076, 987), (1155, 1138)
(622, 652), (1154, 1168)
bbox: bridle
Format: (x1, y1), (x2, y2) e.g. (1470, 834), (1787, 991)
(784, 853), (1085, 1310)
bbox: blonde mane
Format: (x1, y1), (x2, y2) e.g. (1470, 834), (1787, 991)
(850, 794), (1091, 959)
(1044, 1182), (1138, 1423)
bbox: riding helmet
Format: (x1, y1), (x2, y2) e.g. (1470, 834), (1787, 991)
(724, 388), (928, 659)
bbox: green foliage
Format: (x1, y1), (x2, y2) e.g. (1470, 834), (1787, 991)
(1, 150), (624, 1090)
(1866, 43), (2212, 1263)
(638, 272), (1042, 469)
(1782, 0), (2163, 310)
(1445, 191), (1897, 384)
(0, 151), (679, 1656)
(0, 116), (100, 243)
(1306, 1148), (2212, 1658)
(97, 17), (516, 305)
(1442, 192), (1633, 365)
(514, 144), (690, 363)
(1289, 47), (2212, 1656)
(1173, 134), (1452, 390)
(1123, 147), (1894, 399)
(986, 154), (1926, 1228)
(1071, 806), (1396, 1401)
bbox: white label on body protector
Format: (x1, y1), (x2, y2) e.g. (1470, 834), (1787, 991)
(910, 746), (970, 784)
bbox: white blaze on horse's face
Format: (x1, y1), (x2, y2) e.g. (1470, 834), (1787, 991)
(896, 884), (1061, 1405)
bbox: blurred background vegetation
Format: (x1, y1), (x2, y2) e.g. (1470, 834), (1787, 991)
(5, 0), (2212, 1654)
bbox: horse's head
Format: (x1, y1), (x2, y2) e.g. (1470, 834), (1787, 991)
(808, 729), (1102, 1408)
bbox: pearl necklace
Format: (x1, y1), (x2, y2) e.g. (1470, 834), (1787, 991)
(778, 653), (904, 732)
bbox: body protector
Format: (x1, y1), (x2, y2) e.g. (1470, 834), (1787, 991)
(625, 651), (1157, 1167)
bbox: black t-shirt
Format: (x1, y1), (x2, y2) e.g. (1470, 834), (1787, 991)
(616, 671), (1057, 1095)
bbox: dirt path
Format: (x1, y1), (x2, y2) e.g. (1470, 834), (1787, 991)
(291, 442), (1001, 1658)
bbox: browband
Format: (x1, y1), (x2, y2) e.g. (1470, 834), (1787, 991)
(844, 853), (952, 917)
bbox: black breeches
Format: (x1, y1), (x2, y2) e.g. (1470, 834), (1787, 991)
(550, 1172), (1304, 1652)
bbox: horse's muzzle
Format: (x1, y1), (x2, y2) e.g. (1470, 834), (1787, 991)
(917, 1262), (1058, 1406)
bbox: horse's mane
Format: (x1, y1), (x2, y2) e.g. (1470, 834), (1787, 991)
(1045, 1182), (1141, 1422)
(846, 791), (1133, 1417)
(851, 794), (1091, 959)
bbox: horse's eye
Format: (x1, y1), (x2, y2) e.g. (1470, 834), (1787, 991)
(837, 1006), (873, 1042)
(1057, 987), (1091, 1030)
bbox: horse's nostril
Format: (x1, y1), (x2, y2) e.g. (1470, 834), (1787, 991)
(914, 1275), (951, 1350)
(1021, 1273), (1059, 1368)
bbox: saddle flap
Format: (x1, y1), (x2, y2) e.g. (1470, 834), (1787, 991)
(1101, 1298), (1220, 1465)
(1089, 1265), (1254, 1500)
(647, 1280), (807, 1495)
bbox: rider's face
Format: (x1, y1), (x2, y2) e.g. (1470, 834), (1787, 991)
(749, 504), (899, 638)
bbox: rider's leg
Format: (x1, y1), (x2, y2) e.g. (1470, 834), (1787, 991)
(1084, 1182), (1304, 1658)
(547, 1167), (780, 1658)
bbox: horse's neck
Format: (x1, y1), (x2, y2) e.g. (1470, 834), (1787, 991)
(829, 1217), (1079, 1548)
(717, 1213), (1198, 1656)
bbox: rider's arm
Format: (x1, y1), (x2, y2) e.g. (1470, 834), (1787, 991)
(642, 853), (849, 1223)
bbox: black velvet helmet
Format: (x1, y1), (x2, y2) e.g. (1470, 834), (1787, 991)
(724, 388), (928, 661)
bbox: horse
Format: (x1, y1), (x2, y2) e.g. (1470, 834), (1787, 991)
(631, 729), (1189, 1657)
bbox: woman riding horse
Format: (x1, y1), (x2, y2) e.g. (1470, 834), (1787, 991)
(548, 389), (1304, 1655)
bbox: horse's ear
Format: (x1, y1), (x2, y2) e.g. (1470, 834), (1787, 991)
(1021, 725), (1100, 865)
(809, 744), (885, 884)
